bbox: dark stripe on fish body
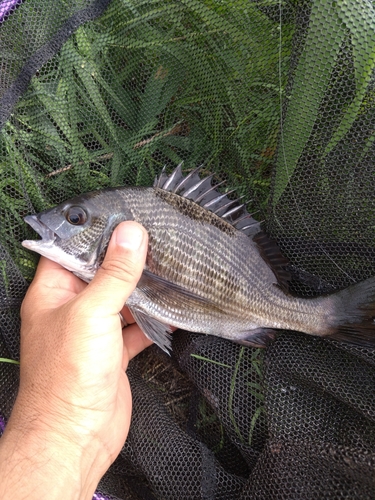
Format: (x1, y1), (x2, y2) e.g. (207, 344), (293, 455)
(154, 188), (237, 236)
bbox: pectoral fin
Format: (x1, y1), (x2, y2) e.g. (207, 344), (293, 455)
(127, 271), (224, 353)
(138, 270), (223, 313)
(127, 305), (173, 353)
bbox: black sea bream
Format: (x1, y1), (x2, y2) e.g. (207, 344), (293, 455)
(22, 164), (375, 352)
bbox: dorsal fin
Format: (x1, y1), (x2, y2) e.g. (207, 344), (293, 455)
(154, 163), (261, 237)
(153, 165), (168, 188)
(252, 232), (291, 292)
(162, 162), (184, 191)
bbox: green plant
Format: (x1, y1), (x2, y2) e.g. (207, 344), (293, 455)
(0, 358), (20, 365)
(1, 0), (293, 274)
(274, 0), (375, 205)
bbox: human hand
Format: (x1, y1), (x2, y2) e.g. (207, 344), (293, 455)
(0, 221), (152, 499)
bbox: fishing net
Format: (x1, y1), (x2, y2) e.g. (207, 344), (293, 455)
(1, 0), (375, 498)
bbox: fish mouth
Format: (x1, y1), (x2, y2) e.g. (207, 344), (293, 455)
(22, 215), (56, 249)
(22, 215), (95, 280)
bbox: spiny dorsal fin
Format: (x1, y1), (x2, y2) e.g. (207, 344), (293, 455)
(154, 163), (261, 237)
(153, 165), (168, 188)
(253, 231), (291, 293)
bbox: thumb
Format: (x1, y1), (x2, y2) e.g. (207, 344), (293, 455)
(83, 221), (148, 315)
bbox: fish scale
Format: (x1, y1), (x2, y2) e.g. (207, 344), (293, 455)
(144, 210), (315, 332)
(22, 164), (375, 352)
(135, 196), (252, 305)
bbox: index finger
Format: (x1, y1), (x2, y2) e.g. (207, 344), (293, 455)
(28, 256), (86, 296)
(34, 256), (66, 276)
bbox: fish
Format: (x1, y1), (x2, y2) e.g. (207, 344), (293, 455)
(22, 163), (375, 352)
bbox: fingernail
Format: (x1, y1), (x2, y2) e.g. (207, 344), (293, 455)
(115, 222), (144, 250)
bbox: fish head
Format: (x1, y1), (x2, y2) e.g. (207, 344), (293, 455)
(22, 190), (133, 281)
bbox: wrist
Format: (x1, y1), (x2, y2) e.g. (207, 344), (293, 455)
(0, 402), (108, 500)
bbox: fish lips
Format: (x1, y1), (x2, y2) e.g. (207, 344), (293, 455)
(22, 215), (57, 249)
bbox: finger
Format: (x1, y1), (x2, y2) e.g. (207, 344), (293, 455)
(82, 222), (148, 316)
(31, 257), (72, 287)
(22, 257), (86, 313)
(123, 323), (178, 364)
(122, 324), (153, 364)
(119, 306), (135, 326)
(34, 256), (65, 275)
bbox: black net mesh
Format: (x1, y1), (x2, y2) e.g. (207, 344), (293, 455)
(1, 1), (375, 498)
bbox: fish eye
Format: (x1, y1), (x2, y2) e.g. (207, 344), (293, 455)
(66, 206), (87, 225)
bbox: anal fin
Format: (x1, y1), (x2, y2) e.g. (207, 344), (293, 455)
(234, 328), (277, 348)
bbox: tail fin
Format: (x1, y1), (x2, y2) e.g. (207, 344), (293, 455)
(329, 276), (375, 347)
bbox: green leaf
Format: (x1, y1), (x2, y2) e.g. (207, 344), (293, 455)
(137, 66), (180, 130)
(228, 347), (245, 442)
(0, 358), (20, 365)
(324, 0), (375, 155)
(74, 59), (120, 144)
(190, 354), (232, 368)
(273, 0), (345, 206)
(248, 406), (264, 446)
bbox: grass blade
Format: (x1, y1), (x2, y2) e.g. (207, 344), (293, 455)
(324, 0), (375, 155)
(0, 358), (20, 365)
(274, 0), (345, 206)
